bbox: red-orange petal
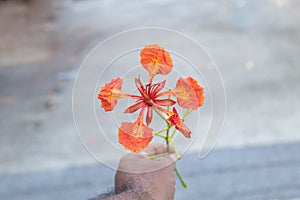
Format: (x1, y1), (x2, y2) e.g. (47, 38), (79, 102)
(140, 44), (173, 80)
(146, 107), (153, 126)
(186, 77), (204, 107)
(135, 76), (147, 98)
(174, 77), (204, 110)
(98, 78), (124, 111)
(155, 99), (176, 106)
(168, 108), (191, 138)
(124, 101), (145, 114)
(118, 122), (153, 152)
(151, 80), (166, 96)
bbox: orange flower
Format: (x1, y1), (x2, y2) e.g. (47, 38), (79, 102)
(174, 77), (204, 110)
(168, 107), (191, 138)
(118, 109), (153, 152)
(98, 78), (126, 111)
(140, 44), (173, 82)
(97, 44), (205, 153)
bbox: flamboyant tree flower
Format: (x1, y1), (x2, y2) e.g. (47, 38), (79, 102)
(97, 44), (205, 188)
(97, 44), (204, 152)
(173, 77), (204, 110)
(124, 77), (176, 126)
(168, 108), (191, 138)
(118, 108), (153, 152)
(140, 44), (173, 82)
(98, 78), (127, 111)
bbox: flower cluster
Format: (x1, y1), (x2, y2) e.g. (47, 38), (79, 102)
(98, 44), (204, 152)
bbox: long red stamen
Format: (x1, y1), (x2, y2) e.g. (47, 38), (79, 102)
(146, 106), (153, 125)
(135, 77), (148, 98)
(137, 107), (146, 125)
(124, 101), (146, 113)
(155, 90), (175, 98)
(127, 94), (143, 100)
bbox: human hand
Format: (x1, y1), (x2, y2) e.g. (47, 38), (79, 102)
(115, 144), (177, 200)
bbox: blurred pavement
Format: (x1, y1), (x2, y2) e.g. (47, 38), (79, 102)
(1, 142), (300, 200)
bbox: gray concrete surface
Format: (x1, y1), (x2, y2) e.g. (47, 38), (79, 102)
(1, 142), (300, 200)
(0, 0), (300, 199)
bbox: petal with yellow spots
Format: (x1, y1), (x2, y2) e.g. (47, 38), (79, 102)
(118, 121), (153, 152)
(140, 44), (173, 81)
(174, 77), (204, 110)
(98, 78), (126, 111)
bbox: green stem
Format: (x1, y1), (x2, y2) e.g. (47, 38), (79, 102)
(166, 126), (170, 152)
(175, 168), (188, 188)
(152, 127), (168, 135)
(154, 133), (166, 139)
(182, 109), (193, 121)
(165, 128), (187, 188)
(171, 142), (181, 160)
(153, 107), (171, 126)
(153, 127), (168, 139)
(147, 152), (170, 159)
(153, 106), (188, 189)
(170, 128), (177, 139)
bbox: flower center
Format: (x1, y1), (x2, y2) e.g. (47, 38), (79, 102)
(144, 95), (154, 106)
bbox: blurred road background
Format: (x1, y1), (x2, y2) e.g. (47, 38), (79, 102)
(0, 0), (300, 199)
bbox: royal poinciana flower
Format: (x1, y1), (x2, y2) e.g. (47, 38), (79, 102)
(140, 44), (173, 82)
(174, 77), (204, 110)
(168, 107), (191, 138)
(118, 108), (153, 152)
(98, 78), (127, 111)
(97, 44), (204, 152)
